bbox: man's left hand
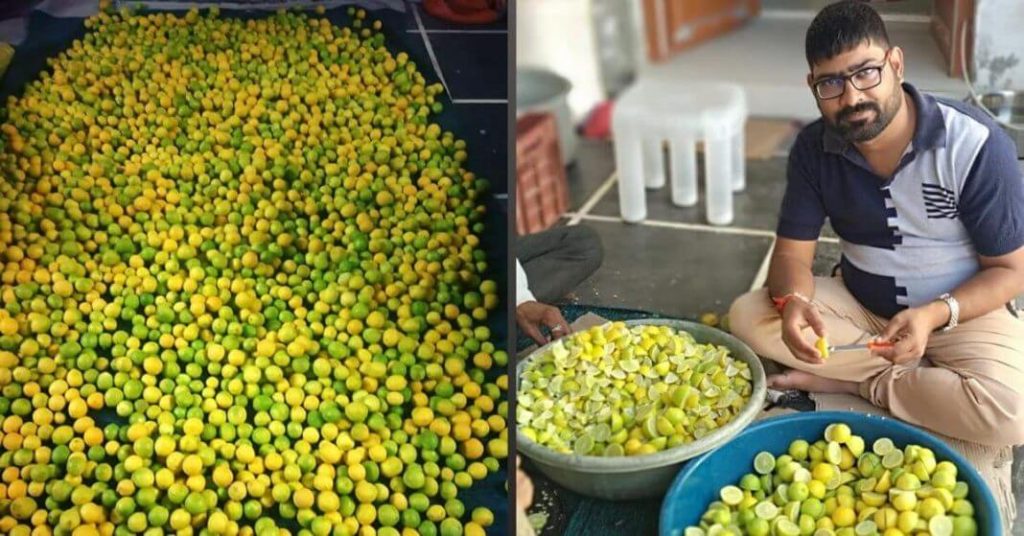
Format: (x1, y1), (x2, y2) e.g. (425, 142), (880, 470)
(873, 302), (949, 364)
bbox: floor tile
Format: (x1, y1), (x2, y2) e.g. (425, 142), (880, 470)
(355, 5), (418, 33)
(1, 12), (85, 99)
(430, 33), (507, 100)
(371, 13), (509, 194)
(569, 220), (773, 319)
(437, 102), (508, 193)
(321, 6), (441, 100)
(478, 195), (508, 344)
(586, 155), (839, 239)
(372, 15), (439, 83)
(565, 139), (615, 212)
(589, 155), (788, 231)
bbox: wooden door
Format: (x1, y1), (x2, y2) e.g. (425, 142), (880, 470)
(640, 0), (760, 63)
(931, 0), (975, 77)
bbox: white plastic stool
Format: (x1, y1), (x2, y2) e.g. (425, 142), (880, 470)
(612, 80), (747, 225)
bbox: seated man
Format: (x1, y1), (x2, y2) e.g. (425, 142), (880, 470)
(729, 1), (1024, 446)
(516, 225), (603, 344)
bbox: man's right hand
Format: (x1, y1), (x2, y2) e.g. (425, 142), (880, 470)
(780, 297), (827, 364)
(516, 301), (571, 345)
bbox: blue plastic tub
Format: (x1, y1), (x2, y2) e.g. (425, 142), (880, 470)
(659, 411), (1002, 535)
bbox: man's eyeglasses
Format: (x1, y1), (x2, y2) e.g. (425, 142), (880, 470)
(812, 50), (891, 100)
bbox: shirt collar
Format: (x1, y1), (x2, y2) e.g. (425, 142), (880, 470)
(822, 82), (946, 155)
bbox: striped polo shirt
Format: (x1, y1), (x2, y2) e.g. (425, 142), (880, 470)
(779, 83), (1024, 318)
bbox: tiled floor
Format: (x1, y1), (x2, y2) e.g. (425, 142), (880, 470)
(373, 2), (509, 191)
(429, 33), (509, 100)
(568, 220), (772, 318)
(587, 156), (790, 232)
(543, 138), (1024, 535)
(342, 2), (513, 346)
(562, 139), (842, 320)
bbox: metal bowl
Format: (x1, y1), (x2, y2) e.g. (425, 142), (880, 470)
(978, 91), (1023, 124)
(516, 67), (577, 164)
(976, 90), (1024, 157)
(515, 319), (768, 500)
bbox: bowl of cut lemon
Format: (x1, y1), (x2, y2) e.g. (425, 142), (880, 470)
(515, 319), (767, 500)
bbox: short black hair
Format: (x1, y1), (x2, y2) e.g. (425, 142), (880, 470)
(805, 1), (890, 67)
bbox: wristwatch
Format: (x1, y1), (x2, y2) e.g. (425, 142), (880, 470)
(937, 293), (960, 332)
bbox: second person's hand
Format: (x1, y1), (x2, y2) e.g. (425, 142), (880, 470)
(516, 301), (571, 345)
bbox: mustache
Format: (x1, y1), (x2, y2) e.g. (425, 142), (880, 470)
(838, 102), (881, 122)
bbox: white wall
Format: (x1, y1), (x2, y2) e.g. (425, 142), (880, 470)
(973, 0), (1024, 91)
(516, 0), (606, 121)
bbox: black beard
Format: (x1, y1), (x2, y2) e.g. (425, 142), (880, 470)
(827, 91), (902, 143)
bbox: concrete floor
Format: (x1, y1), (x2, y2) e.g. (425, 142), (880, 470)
(548, 137), (1024, 535)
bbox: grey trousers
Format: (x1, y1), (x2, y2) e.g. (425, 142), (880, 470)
(518, 225), (603, 303)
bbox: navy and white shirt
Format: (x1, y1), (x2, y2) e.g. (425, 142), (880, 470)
(779, 83), (1024, 318)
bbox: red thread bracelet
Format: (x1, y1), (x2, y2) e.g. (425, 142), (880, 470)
(771, 292), (809, 313)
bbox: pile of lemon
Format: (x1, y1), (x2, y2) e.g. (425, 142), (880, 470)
(0, 4), (506, 536)
(518, 323), (753, 457)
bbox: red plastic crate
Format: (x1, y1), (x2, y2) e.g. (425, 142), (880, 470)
(516, 113), (569, 235)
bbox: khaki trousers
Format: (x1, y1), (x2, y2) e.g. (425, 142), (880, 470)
(728, 277), (1024, 446)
